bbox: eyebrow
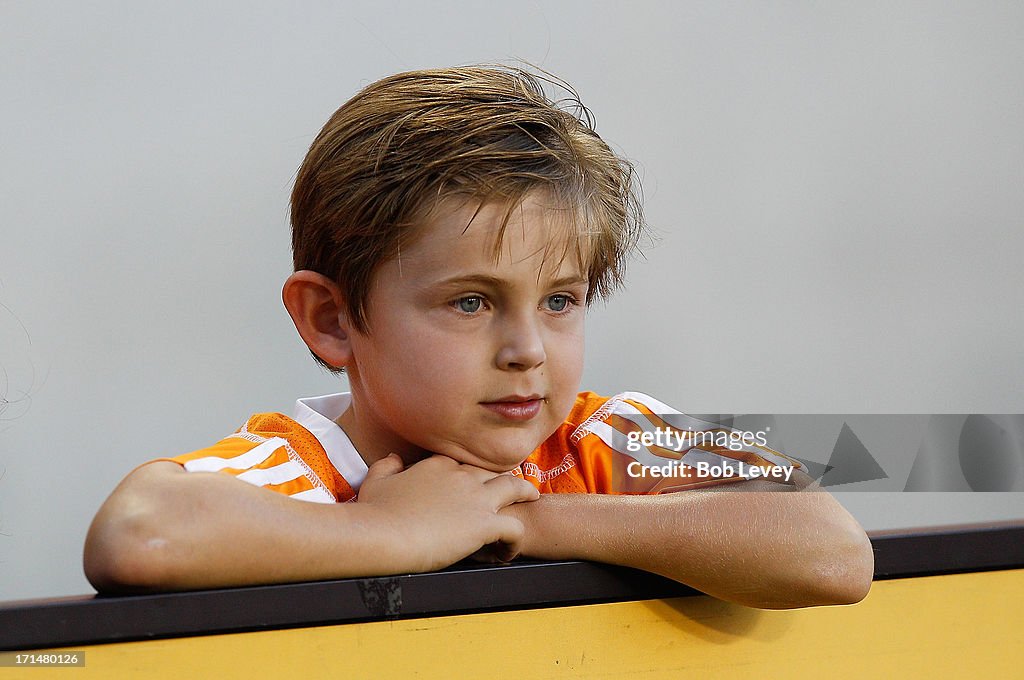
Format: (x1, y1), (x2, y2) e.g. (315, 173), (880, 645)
(432, 274), (589, 289)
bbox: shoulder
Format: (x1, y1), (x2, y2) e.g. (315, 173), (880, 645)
(562, 391), (677, 442)
(528, 391), (802, 494)
(169, 412), (313, 469)
(161, 411), (354, 503)
(523, 391), (672, 493)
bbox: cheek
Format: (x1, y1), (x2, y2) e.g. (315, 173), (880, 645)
(379, 329), (481, 394)
(549, 328), (585, 389)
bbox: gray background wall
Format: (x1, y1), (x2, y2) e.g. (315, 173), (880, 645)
(1, 1), (1021, 602)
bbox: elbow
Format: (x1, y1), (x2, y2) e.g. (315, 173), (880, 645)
(770, 489), (875, 609)
(809, 526), (874, 606)
(771, 520), (875, 609)
(83, 494), (178, 594)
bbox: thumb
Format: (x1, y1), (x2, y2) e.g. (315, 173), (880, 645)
(364, 452), (405, 483)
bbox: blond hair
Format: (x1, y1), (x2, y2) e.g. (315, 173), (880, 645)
(291, 64), (644, 372)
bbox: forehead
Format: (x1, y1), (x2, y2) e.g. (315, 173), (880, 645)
(398, 192), (591, 280)
(385, 192), (593, 282)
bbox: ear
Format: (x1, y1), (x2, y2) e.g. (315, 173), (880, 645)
(282, 271), (354, 370)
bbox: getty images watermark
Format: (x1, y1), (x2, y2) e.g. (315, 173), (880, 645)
(614, 414), (1024, 492)
(623, 426), (797, 483)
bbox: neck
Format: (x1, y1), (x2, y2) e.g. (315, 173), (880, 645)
(334, 397), (429, 469)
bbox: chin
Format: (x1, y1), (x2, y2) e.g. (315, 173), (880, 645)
(431, 434), (545, 472)
(467, 453), (529, 473)
(451, 443), (534, 472)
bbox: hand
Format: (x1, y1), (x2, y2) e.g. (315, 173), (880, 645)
(468, 495), (550, 564)
(465, 493), (537, 565)
(356, 453), (540, 573)
(466, 541), (522, 564)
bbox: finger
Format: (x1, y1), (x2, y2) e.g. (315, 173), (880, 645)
(423, 454), (512, 480)
(364, 452), (405, 483)
(414, 454), (462, 471)
(467, 544), (505, 564)
(468, 542), (519, 564)
(488, 515), (525, 557)
(488, 540), (520, 564)
(484, 474), (540, 506)
(457, 465), (506, 484)
(435, 455), (502, 479)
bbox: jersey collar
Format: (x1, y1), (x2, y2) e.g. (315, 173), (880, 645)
(292, 392), (370, 491)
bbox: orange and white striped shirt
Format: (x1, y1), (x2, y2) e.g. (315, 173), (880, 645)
(162, 391), (802, 502)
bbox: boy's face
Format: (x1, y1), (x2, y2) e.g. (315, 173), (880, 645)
(338, 192), (588, 472)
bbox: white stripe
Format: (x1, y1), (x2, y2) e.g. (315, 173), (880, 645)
(612, 400), (726, 439)
(586, 416), (750, 480)
(236, 461), (306, 487)
(289, 487), (336, 504)
(606, 399), (804, 471)
(618, 391), (678, 414)
(585, 420), (631, 456)
(571, 392), (723, 445)
(183, 437), (288, 473)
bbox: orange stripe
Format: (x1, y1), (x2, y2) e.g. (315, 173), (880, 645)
(170, 437), (258, 464)
(265, 475), (317, 497)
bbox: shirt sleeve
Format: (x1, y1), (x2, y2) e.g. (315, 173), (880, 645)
(155, 413), (348, 503)
(567, 391), (804, 494)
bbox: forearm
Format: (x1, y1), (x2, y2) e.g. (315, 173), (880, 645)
(84, 462), (405, 593)
(85, 455), (537, 594)
(510, 486), (873, 609)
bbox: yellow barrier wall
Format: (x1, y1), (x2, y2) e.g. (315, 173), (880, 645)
(8, 569), (1022, 679)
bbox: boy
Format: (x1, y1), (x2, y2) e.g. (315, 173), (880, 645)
(84, 65), (872, 609)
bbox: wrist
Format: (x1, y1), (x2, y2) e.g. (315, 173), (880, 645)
(343, 501), (424, 575)
(502, 494), (576, 561)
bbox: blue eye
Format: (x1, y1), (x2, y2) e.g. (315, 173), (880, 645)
(547, 295), (570, 312)
(456, 297), (483, 314)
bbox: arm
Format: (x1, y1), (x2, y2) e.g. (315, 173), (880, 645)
(503, 473), (873, 610)
(83, 455), (538, 593)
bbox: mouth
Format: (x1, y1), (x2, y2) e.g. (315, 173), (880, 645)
(480, 395), (545, 421)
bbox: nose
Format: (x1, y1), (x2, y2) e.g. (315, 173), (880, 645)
(495, 310), (546, 371)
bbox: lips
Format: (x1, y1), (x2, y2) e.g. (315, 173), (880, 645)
(480, 395), (545, 421)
